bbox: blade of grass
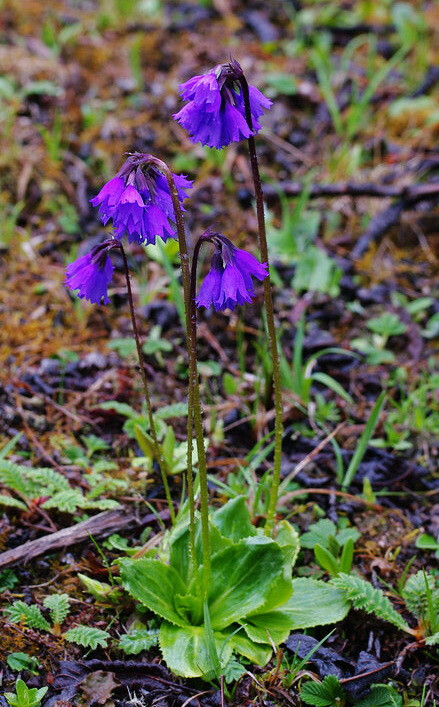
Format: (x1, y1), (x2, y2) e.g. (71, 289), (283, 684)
(341, 391), (386, 490)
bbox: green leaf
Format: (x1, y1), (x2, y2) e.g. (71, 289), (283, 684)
(118, 628), (159, 654)
(78, 573), (123, 602)
(275, 520), (301, 569)
(240, 610), (292, 645)
(300, 674), (345, 706)
(277, 578), (350, 629)
(355, 683), (403, 707)
(207, 537), (287, 629)
(155, 402), (188, 419)
(314, 544), (340, 576)
(415, 533), (439, 551)
(98, 401), (139, 418)
(41, 490), (85, 512)
(0, 460), (33, 497)
(339, 537), (354, 574)
(402, 570), (439, 619)
(301, 520), (337, 549)
(0, 494), (27, 510)
(159, 622), (233, 678)
(311, 371), (353, 404)
(229, 631), (272, 665)
(425, 632), (439, 645)
(366, 313), (406, 337)
(4, 601), (51, 631)
(6, 653), (40, 674)
(222, 658), (246, 684)
(134, 424), (156, 459)
(341, 391), (386, 490)
(64, 625), (110, 649)
(332, 573), (411, 632)
(5, 679), (48, 707)
(43, 594), (70, 625)
(211, 496), (256, 542)
(120, 558), (188, 627)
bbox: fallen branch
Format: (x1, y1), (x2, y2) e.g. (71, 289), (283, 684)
(263, 180), (439, 203)
(0, 507), (168, 569)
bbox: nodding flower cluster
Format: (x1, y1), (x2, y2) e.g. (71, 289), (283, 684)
(173, 59), (272, 149)
(65, 154), (191, 303)
(65, 60), (271, 307)
(196, 233), (268, 311)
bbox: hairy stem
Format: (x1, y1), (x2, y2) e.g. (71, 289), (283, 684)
(239, 76), (284, 535)
(147, 157), (210, 586)
(119, 243), (175, 524)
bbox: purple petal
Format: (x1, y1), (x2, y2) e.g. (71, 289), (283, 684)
(65, 251), (114, 305)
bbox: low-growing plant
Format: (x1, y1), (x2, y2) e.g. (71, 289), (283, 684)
(0, 456), (123, 514)
(117, 496), (350, 677)
(300, 519), (360, 577)
(5, 679), (48, 707)
(331, 570), (439, 643)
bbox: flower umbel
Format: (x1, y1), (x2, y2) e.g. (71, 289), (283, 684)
(65, 240), (119, 304)
(90, 154), (192, 245)
(196, 233), (268, 311)
(173, 59), (272, 149)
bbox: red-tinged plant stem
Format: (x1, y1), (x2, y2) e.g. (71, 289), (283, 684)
(239, 76), (284, 535)
(119, 242), (175, 524)
(147, 157), (210, 586)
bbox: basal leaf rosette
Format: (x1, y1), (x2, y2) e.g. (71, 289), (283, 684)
(119, 497), (349, 678)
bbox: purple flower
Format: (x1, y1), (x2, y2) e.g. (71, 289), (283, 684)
(90, 155), (192, 245)
(65, 240), (117, 304)
(173, 60), (272, 149)
(196, 235), (268, 311)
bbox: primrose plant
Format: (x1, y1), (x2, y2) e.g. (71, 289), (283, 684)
(64, 59), (350, 677)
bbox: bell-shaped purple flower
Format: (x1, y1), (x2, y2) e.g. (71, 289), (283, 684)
(196, 235), (268, 311)
(65, 240), (117, 304)
(173, 59), (272, 149)
(90, 155), (192, 245)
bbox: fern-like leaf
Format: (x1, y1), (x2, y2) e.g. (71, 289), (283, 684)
(4, 601), (51, 631)
(331, 573), (411, 633)
(43, 594), (70, 625)
(42, 490), (85, 512)
(0, 460), (33, 498)
(27, 467), (71, 495)
(0, 494), (27, 510)
(118, 628), (159, 655)
(425, 632), (439, 646)
(402, 571), (439, 620)
(64, 625), (110, 649)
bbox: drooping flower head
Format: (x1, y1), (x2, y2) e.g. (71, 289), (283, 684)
(65, 239), (120, 304)
(90, 153), (192, 245)
(173, 58), (272, 149)
(196, 232), (268, 311)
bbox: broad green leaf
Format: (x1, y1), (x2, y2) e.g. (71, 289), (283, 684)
(229, 631), (272, 665)
(240, 612), (292, 645)
(212, 496), (256, 541)
(159, 622), (232, 678)
(207, 537), (286, 629)
(120, 558), (188, 627)
(170, 521), (231, 585)
(275, 520), (301, 569)
(279, 578), (350, 629)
